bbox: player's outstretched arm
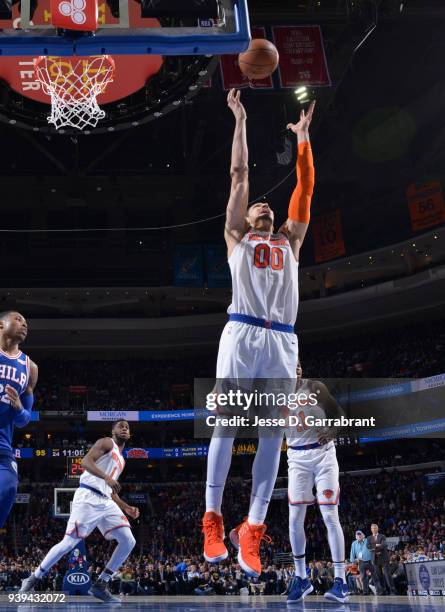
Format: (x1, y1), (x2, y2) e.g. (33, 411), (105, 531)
(6, 360), (38, 428)
(81, 438), (121, 493)
(224, 89), (249, 258)
(282, 101), (316, 260)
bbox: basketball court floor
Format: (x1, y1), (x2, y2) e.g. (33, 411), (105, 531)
(4, 595), (444, 611)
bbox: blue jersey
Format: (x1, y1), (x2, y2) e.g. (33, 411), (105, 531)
(0, 349), (31, 459)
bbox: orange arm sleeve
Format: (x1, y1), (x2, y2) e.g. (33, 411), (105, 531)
(288, 142), (315, 223)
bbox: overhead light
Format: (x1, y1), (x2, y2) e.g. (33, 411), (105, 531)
(295, 86), (307, 94)
(297, 93), (308, 101)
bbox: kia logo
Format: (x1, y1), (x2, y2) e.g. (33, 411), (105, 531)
(67, 572), (89, 585)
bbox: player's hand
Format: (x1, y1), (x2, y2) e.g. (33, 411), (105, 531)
(227, 88), (246, 121)
(317, 431), (333, 446)
(126, 506), (140, 520)
(5, 385), (22, 410)
(287, 100), (316, 135)
(105, 476), (121, 494)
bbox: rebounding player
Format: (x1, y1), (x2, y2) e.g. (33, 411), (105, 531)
(286, 361), (349, 604)
(202, 90), (316, 576)
(20, 420), (139, 603)
(0, 311), (37, 529)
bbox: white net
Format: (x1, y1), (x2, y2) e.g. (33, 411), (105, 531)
(34, 55), (115, 131)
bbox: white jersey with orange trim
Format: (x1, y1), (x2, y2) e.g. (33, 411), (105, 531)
(80, 438), (125, 497)
(228, 230), (299, 326)
(286, 379), (326, 447)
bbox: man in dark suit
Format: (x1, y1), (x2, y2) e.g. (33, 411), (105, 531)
(366, 523), (396, 595)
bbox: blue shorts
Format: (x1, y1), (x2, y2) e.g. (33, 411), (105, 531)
(0, 456), (18, 528)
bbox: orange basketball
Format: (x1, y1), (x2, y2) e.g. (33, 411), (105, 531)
(238, 38), (279, 80)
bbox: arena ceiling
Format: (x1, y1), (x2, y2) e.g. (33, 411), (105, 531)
(0, 0), (444, 285)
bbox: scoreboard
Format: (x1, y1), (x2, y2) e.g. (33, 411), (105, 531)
(67, 456), (85, 479)
(14, 438), (358, 461)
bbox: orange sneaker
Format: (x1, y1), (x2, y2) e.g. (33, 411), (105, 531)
(234, 519), (271, 577)
(202, 511), (228, 563)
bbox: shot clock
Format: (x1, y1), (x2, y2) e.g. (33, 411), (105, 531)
(67, 456), (85, 479)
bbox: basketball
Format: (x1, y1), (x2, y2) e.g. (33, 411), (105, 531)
(238, 38), (279, 80)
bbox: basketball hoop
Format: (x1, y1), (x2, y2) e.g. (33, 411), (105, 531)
(34, 55), (115, 131)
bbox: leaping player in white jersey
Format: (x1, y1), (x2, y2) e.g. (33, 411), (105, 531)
(202, 89), (316, 577)
(285, 361), (349, 604)
(20, 419), (140, 604)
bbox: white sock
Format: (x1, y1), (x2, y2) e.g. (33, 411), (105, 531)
(205, 435), (234, 513)
(333, 561), (346, 582)
(99, 569), (113, 582)
(104, 528), (136, 574)
(293, 554), (306, 579)
(248, 436), (282, 524)
(319, 504), (346, 581)
(35, 534), (81, 578)
(289, 504), (307, 578)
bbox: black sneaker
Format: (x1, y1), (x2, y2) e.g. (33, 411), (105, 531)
(89, 579), (121, 604)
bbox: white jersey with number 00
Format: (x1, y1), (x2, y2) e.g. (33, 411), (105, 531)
(80, 439), (125, 497)
(228, 231), (299, 326)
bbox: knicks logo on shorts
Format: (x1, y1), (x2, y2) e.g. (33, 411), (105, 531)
(322, 489), (334, 499)
(10, 461), (17, 473)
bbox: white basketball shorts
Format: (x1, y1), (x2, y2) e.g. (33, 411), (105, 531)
(66, 487), (131, 540)
(287, 442), (340, 505)
(216, 321), (298, 380)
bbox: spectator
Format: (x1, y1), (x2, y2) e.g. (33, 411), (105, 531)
(118, 566), (137, 596)
(389, 554), (406, 594)
(194, 571), (213, 595)
(345, 561), (360, 594)
(367, 523), (397, 595)
(264, 566), (278, 595)
(350, 530), (380, 595)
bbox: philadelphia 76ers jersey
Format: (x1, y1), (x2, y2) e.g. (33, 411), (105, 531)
(80, 439), (125, 497)
(0, 349), (30, 456)
(228, 231), (299, 326)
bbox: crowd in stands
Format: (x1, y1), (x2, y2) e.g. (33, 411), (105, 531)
(2, 319), (444, 595)
(1, 465), (444, 596)
(28, 318), (445, 413)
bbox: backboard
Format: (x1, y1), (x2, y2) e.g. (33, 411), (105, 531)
(0, 0), (251, 133)
(54, 487), (76, 518)
(0, 0), (251, 56)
